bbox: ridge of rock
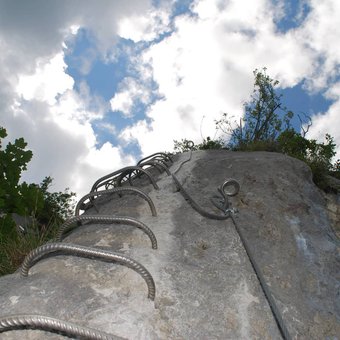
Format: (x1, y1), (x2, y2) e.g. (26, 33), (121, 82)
(0, 151), (339, 339)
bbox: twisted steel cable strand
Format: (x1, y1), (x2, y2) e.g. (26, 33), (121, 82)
(91, 166), (159, 192)
(0, 314), (124, 339)
(75, 187), (157, 217)
(21, 243), (156, 301)
(230, 215), (292, 340)
(56, 215), (158, 249)
(172, 174), (234, 220)
(172, 149), (237, 219)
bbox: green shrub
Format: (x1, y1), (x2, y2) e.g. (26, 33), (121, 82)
(0, 126), (75, 276)
(276, 130), (336, 189)
(173, 137), (225, 153)
(197, 137), (225, 150)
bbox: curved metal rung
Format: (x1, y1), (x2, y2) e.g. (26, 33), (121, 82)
(137, 152), (173, 166)
(138, 160), (171, 175)
(0, 314), (122, 339)
(91, 166), (159, 193)
(115, 167), (159, 189)
(75, 187), (157, 217)
(56, 215), (158, 249)
(21, 243), (156, 301)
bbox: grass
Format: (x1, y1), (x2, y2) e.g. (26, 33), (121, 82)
(0, 222), (59, 276)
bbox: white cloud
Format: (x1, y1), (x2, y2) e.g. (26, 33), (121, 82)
(0, 0), (155, 198)
(16, 53), (74, 105)
(295, 0), (340, 92)
(115, 0), (340, 161)
(294, 0), (340, 159)
(305, 105), (340, 160)
(2, 0), (340, 201)
(72, 142), (136, 197)
(305, 82), (340, 159)
(110, 77), (153, 117)
(117, 5), (172, 43)
(117, 0), (313, 154)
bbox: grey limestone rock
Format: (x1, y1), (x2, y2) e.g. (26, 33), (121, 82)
(0, 151), (339, 339)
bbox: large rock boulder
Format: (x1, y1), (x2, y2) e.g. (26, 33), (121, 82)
(0, 151), (339, 339)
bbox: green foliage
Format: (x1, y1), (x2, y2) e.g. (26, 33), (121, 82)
(0, 217), (58, 275)
(0, 127), (36, 217)
(37, 176), (75, 227)
(173, 137), (225, 153)
(331, 159), (340, 179)
(197, 137), (225, 150)
(0, 127), (75, 276)
(277, 130), (338, 189)
(216, 68), (293, 148)
(174, 68), (340, 192)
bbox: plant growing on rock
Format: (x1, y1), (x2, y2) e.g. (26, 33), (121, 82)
(0, 126), (75, 275)
(173, 68), (340, 191)
(216, 68), (294, 149)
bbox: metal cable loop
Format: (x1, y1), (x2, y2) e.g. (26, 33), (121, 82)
(0, 314), (123, 339)
(56, 215), (157, 249)
(21, 243), (156, 300)
(137, 152), (173, 166)
(91, 166), (159, 193)
(171, 148), (233, 219)
(75, 187), (157, 217)
(172, 174), (232, 220)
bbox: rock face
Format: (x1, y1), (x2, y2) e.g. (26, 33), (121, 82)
(0, 151), (339, 339)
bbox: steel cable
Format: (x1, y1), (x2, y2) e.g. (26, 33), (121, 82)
(75, 187), (157, 217)
(172, 174), (233, 220)
(56, 215), (157, 249)
(171, 148), (235, 219)
(170, 147), (291, 340)
(0, 314), (124, 339)
(21, 243), (156, 301)
(230, 216), (292, 340)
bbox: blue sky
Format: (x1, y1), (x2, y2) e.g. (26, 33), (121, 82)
(1, 0), (339, 197)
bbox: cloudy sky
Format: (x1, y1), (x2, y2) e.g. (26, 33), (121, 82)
(1, 0), (339, 198)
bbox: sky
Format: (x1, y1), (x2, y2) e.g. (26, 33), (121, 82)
(1, 0), (340, 198)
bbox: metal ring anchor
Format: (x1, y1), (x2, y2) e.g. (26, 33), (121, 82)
(211, 179), (240, 215)
(220, 179), (240, 197)
(21, 243), (156, 300)
(56, 215), (158, 249)
(75, 187), (157, 217)
(186, 141), (195, 149)
(0, 314), (122, 339)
